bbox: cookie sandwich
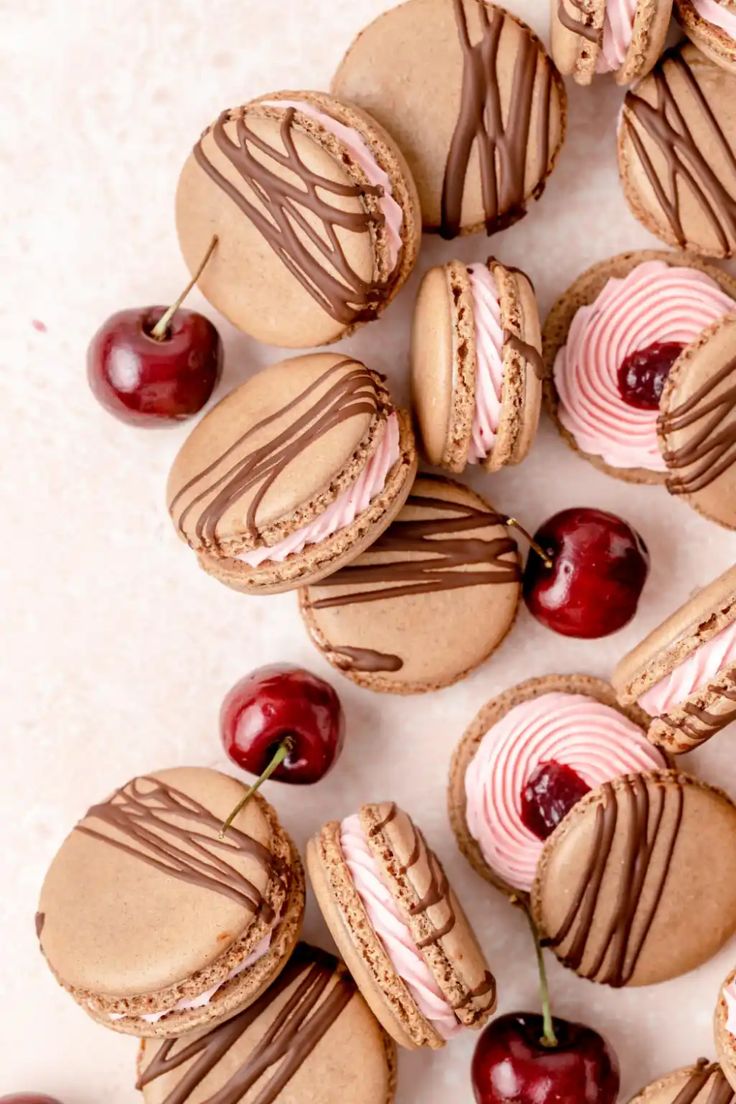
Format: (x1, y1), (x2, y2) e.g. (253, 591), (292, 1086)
(551, 0), (672, 86)
(675, 0), (736, 73)
(716, 969), (736, 1093)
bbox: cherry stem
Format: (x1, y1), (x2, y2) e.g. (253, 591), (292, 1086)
(512, 896), (558, 1049)
(219, 736), (294, 839)
(150, 235), (218, 341)
(505, 518), (553, 570)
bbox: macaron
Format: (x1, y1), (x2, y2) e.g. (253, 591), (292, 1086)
(298, 475), (522, 694)
(716, 969), (736, 1092)
(618, 43), (736, 258)
(551, 0), (672, 86)
(332, 0), (567, 238)
(137, 943), (397, 1104)
(167, 353), (417, 595)
(176, 91), (421, 348)
(36, 767), (305, 1037)
(628, 1060), (736, 1102)
(306, 802), (496, 1050)
(411, 258), (544, 472)
(675, 0), (736, 74)
(613, 563), (736, 753)
(542, 250), (736, 484)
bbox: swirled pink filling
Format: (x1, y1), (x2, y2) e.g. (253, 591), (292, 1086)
(692, 0), (736, 35)
(638, 619), (736, 717)
(466, 263), (505, 464)
(597, 0), (637, 72)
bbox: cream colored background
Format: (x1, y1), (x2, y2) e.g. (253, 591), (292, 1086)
(3, 1), (736, 1100)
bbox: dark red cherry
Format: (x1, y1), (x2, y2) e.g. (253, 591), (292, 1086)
(472, 1013), (620, 1104)
(617, 341), (684, 410)
(520, 761), (591, 840)
(522, 508), (649, 639)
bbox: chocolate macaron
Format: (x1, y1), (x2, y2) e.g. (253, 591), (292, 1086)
(137, 943), (397, 1104)
(36, 768), (304, 1037)
(307, 802), (496, 1050)
(675, 0), (736, 73)
(618, 43), (736, 258)
(543, 250), (736, 484)
(716, 970), (736, 1092)
(613, 563), (736, 753)
(411, 259), (543, 472)
(298, 475), (521, 694)
(629, 1060), (736, 1102)
(176, 91), (421, 347)
(167, 353), (417, 594)
(551, 0), (672, 86)
(332, 0), (566, 238)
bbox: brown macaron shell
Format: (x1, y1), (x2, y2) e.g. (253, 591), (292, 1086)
(137, 943), (398, 1104)
(298, 475), (522, 695)
(716, 969), (736, 1094)
(675, 0), (736, 74)
(628, 1060), (736, 1103)
(36, 769), (305, 1038)
(531, 769), (736, 987)
(613, 564), (736, 753)
(448, 674), (653, 897)
(167, 353), (417, 595)
(542, 250), (736, 484)
(618, 44), (736, 258)
(552, 0), (672, 87)
(176, 92), (421, 348)
(332, 0), (566, 237)
(306, 803), (496, 1051)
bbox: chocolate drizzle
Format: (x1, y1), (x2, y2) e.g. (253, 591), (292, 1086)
(77, 776), (277, 920)
(330, 645), (403, 673)
(659, 355), (736, 496)
(136, 945), (355, 1104)
(193, 106), (393, 323)
(623, 49), (736, 254)
(441, 0), (555, 239)
(556, 0), (602, 45)
(503, 329), (545, 380)
(672, 1060), (735, 1104)
(672, 671), (736, 743)
(546, 775), (684, 987)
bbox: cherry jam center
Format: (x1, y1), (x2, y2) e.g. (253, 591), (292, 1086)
(520, 760), (591, 840)
(617, 341), (684, 411)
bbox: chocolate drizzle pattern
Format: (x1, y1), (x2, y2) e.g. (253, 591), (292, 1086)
(623, 50), (736, 254)
(441, 0), (555, 239)
(556, 0), (602, 44)
(136, 945), (355, 1104)
(169, 360), (384, 549)
(330, 645), (403, 673)
(545, 775), (684, 987)
(193, 106), (393, 323)
(671, 671), (736, 743)
(503, 329), (546, 380)
(659, 355), (736, 496)
(76, 776), (278, 920)
(671, 1060), (735, 1104)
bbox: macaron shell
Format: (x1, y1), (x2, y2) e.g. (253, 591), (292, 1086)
(675, 0), (736, 74)
(715, 969), (736, 1094)
(551, 0), (605, 86)
(616, 0), (674, 86)
(298, 475), (522, 694)
(628, 1062), (736, 1102)
(532, 770), (736, 986)
(332, 0), (566, 235)
(659, 312), (736, 529)
(448, 673), (652, 897)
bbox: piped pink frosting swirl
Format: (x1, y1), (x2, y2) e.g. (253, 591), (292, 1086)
(554, 261), (735, 470)
(464, 692), (666, 893)
(638, 619), (736, 717)
(238, 413), (400, 567)
(691, 0), (736, 36)
(597, 0), (637, 73)
(467, 263), (505, 464)
(340, 814), (460, 1040)
(725, 982), (736, 1036)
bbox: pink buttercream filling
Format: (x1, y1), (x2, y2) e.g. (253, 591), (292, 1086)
(261, 99), (403, 271)
(554, 261), (735, 471)
(596, 0), (637, 72)
(725, 982), (736, 1036)
(466, 263), (505, 464)
(638, 618), (736, 717)
(692, 0), (736, 35)
(464, 692), (666, 893)
(237, 413), (400, 568)
(339, 814), (461, 1040)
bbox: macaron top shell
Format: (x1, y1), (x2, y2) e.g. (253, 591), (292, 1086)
(332, 0), (566, 236)
(628, 1061), (736, 1103)
(675, 0), (736, 74)
(552, 0), (673, 87)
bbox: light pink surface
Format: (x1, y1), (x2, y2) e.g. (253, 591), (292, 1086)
(692, 0), (736, 35)
(466, 263), (505, 464)
(725, 982), (736, 1036)
(463, 692), (666, 892)
(339, 814), (460, 1040)
(554, 261), (735, 470)
(597, 0), (637, 72)
(261, 98), (404, 271)
(237, 413), (399, 567)
(638, 619), (736, 716)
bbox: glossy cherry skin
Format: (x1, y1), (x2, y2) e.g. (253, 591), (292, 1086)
(87, 306), (222, 425)
(472, 1013), (620, 1104)
(520, 761), (591, 841)
(0, 1096), (64, 1103)
(523, 508), (649, 639)
(617, 341), (683, 410)
(221, 665), (345, 785)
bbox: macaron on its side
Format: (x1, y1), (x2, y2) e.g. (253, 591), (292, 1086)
(167, 353), (417, 595)
(675, 0), (736, 75)
(551, 0), (605, 85)
(176, 92), (421, 349)
(552, 0), (672, 87)
(618, 44), (736, 258)
(137, 943), (398, 1104)
(298, 475), (522, 695)
(716, 969), (736, 1093)
(531, 769), (736, 987)
(628, 1060), (736, 1102)
(617, 0), (674, 86)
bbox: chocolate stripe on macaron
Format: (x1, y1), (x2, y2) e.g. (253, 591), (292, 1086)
(629, 1059), (736, 1104)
